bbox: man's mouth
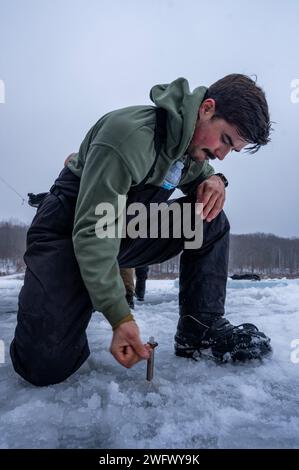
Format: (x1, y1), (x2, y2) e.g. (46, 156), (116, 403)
(203, 149), (216, 160)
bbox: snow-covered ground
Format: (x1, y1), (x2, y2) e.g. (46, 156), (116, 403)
(1, 275), (299, 449)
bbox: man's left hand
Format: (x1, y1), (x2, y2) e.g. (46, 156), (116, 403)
(196, 175), (226, 222)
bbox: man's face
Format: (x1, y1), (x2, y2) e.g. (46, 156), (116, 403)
(188, 98), (248, 162)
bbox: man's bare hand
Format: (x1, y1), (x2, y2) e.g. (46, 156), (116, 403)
(110, 321), (150, 368)
(196, 175), (226, 222)
(64, 153), (76, 167)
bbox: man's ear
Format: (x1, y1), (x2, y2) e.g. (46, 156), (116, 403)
(199, 98), (216, 118)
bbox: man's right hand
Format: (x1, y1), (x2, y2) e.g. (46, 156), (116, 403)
(110, 320), (150, 368)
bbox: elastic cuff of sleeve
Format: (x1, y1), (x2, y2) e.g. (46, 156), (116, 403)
(112, 313), (135, 331)
(101, 296), (135, 328)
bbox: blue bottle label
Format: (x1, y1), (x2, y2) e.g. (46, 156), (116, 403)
(161, 161), (184, 190)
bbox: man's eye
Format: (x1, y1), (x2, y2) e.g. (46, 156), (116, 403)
(221, 136), (229, 145)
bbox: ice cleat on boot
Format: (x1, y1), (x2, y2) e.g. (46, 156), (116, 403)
(175, 314), (272, 362)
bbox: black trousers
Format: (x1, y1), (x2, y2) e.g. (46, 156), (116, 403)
(10, 168), (230, 386)
(135, 266), (149, 280)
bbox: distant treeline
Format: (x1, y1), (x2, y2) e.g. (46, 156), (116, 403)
(150, 233), (299, 278)
(0, 221), (299, 277)
(229, 233), (299, 277)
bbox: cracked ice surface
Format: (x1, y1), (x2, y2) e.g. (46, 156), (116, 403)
(1, 275), (299, 448)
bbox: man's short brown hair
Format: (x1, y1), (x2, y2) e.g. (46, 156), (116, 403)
(206, 74), (272, 153)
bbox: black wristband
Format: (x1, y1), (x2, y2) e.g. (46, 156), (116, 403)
(214, 173), (228, 188)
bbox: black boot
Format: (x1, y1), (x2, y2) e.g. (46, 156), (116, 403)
(175, 313), (272, 362)
(174, 211), (272, 362)
(135, 279), (146, 301)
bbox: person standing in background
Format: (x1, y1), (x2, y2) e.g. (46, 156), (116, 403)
(120, 266), (149, 308)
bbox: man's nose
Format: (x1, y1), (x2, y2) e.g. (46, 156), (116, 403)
(215, 147), (230, 160)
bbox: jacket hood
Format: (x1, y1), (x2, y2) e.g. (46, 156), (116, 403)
(150, 77), (207, 158)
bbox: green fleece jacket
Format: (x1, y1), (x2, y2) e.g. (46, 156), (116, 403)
(67, 78), (215, 327)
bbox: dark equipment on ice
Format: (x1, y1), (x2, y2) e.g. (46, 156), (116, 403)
(230, 273), (261, 281)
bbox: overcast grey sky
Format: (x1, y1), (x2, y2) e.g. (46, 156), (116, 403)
(0, 0), (298, 236)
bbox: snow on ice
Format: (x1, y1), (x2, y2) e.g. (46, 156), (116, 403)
(1, 274), (299, 449)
